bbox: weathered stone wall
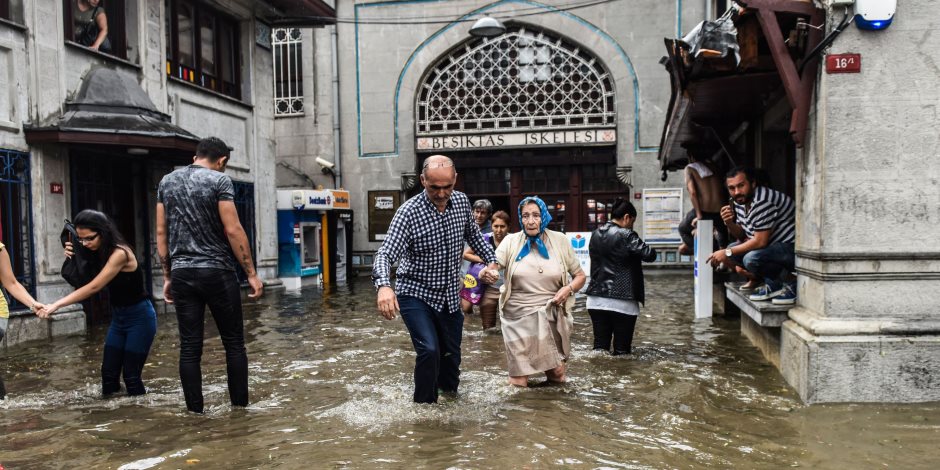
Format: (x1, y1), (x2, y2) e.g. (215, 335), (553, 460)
(782, 0), (940, 403)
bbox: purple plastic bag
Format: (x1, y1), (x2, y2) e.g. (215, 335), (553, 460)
(460, 262), (486, 305)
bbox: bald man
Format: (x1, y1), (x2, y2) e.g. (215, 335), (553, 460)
(372, 155), (499, 403)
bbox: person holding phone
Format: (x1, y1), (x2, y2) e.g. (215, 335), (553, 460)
(38, 210), (157, 397)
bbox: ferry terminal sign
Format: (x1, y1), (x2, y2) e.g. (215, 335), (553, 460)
(416, 128), (616, 152)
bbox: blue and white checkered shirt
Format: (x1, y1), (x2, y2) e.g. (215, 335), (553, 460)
(372, 190), (497, 315)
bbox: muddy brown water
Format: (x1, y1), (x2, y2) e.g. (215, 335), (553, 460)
(1, 274), (938, 469)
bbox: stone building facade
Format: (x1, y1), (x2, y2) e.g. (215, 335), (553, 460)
(0, 0), (333, 347)
(305, 0), (708, 257)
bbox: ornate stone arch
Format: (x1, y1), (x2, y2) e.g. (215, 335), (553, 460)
(415, 25), (616, 137)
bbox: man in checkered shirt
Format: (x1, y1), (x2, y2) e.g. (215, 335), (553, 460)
(373, 155), (499, 403)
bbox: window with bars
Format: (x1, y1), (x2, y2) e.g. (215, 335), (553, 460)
(273, 27), (304, 116)
(582, 164), (621, 192)
(462, 167), (510, 195)
(522, 166), (570, 194)
(165, 0), (240, 99)
(417, 26), (615, 135)
(0, 149), (35, 312)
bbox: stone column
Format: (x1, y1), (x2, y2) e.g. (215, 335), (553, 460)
(780, 2), (940, 403)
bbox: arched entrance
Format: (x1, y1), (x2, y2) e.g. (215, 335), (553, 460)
(415, 25), (626, 232)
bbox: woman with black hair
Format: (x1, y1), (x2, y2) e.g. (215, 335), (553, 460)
(37, 210), (156, 396)
(585, 199), (657, 355)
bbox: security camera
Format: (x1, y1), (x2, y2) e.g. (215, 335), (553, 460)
(315, 157), (335, 170)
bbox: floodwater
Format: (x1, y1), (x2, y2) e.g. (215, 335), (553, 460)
(1, 274), (938, 469)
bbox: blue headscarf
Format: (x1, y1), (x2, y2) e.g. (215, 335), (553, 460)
(516, 196), (552, 261)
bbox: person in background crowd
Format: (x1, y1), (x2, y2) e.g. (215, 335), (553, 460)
(373, 155), (499, 404)
(74, 0), (111, 52)
(707, 166), (797, 305)
(38, 210), (156, 397)
(472, 199), (494, 234)
(585, 199), (657, 355)
(678, 150), (728, 255)
(157, 136), (263, 413)
(495, 196), (586, 387)
(460, 210), (512, 330)
(0, 240), (44, 400)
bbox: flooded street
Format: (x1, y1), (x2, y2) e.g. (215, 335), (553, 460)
(2, 274), (939, 469)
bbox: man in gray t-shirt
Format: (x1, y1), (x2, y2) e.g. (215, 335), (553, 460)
(156, 136), (263, 413)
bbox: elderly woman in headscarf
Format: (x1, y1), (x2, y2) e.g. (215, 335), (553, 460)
(494, 196), (586, 386)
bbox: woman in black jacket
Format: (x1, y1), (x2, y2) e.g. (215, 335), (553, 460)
(585, 199), (657, 355)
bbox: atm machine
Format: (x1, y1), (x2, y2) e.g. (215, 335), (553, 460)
(276, 190), (331, 290)
(276, 189), (354, 290)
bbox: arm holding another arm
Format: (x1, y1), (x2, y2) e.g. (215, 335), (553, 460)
(37, 249), (129, 318)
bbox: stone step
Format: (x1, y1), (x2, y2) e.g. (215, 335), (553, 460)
(724, 282), (791, 327)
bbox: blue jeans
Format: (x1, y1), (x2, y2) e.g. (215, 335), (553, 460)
(398, 296), (463, 403)
(728, 241), (795, 286)
(171, 268), (249, 413)
(102, 299), (157, 396)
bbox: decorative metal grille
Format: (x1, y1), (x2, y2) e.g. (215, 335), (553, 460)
(417, 26), (615, 135)
(0, 149), (36, 312)
(273, 27), (304, 116)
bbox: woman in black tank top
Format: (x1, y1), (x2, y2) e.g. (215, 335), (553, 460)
(37, 210), (157, 396)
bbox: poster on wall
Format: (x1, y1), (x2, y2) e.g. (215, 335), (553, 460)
(642, 188), (683, 245)
(368, 190), (401, 242)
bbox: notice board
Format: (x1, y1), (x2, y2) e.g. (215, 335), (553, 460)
(368, 190), (401, 242)
(642, 188), (683, 245)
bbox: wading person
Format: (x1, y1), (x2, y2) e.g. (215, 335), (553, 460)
(1, 240), (44, 399)
(495, 196), (586, 387)
(585, 199), (657, 355)
(460, 210), (512, 330)
(38, 210), (156, 397)
(156, 136), (263, 413)
(707, 166), (797, 305)
(372, 155), (499, 404)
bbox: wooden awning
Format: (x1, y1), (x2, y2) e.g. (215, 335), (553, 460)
(658, 0), (824, 170)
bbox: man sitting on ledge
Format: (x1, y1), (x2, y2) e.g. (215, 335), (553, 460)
(707, 166), (797, 305)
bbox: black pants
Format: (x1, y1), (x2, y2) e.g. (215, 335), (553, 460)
(171, 268), (249, 413)
(678, 209), (728, 249)
(588, 309), (638, 355)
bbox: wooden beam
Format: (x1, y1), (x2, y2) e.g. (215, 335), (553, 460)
(757, 9), (802, 111)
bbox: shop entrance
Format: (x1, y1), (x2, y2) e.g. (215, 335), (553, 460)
(421, 148), (626, 233)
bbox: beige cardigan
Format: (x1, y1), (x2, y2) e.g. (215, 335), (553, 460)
(495, 229), (581, 315)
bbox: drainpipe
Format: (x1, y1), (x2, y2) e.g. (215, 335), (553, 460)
(705, 0), (713, 21)
(330, 24), (342, 189)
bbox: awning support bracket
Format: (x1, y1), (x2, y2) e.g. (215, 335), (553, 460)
(742, 0), (825, 147)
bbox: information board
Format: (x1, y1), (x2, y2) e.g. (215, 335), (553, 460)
(368, 190), (401, 242)
(642, 188), (683, 245)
